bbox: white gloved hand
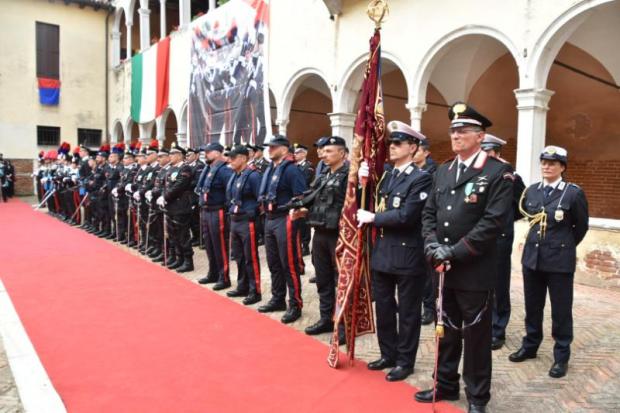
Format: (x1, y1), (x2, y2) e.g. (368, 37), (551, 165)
(358, 161), (369, 180)
(125, 183), (132, 193)
(111, 188), (118, 197)
(133, 191), (141, 202)
(145, 190), (153, 202)
(156, 196), (166, 207)
(71, 176), (78, 183)
(41, 177), (48, 184)
(356, 209), (375, 228)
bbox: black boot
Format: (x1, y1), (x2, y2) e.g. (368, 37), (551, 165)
(167, 257), (182, 270)
(176, 257), (194, 273)
(152, 252), (164, 263)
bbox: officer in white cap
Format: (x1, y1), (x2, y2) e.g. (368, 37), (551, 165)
(357, 120), (433, 382)
(509, 145), (589, 379)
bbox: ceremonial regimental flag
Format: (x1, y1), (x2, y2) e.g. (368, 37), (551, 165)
(38, 78), (60, 105)
(328, 28), (386, 368)
(131, 37), (171, 123)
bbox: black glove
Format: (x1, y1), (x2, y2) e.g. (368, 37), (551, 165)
(432, 245), (455, 269)
(424, 242), (441, 260)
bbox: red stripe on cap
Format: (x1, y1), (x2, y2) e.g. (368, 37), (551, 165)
(249, 221), (261, 294)
(286, 216), (302, 308)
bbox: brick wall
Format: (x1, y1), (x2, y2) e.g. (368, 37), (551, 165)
(6, 159), (34, 195)
(584, 249), (620, 281)
(565, 160), (620, 219)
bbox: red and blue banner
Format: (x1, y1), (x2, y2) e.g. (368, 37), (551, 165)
(38, 78), (61, 105)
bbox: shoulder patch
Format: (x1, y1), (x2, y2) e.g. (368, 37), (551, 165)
(502, 172), (515, 181)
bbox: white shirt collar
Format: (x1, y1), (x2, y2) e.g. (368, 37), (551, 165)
(394, 161), (414, 174)
(457, 150), (482, 169)
(543, 177), (562, 189)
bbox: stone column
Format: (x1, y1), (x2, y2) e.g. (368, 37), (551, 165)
(138, 7), (151, 50)
(179, 0), (191, 29)
(160, 0), (167, 39)
(111, 30), (121, 66)
(126, 23), (133, 58)
(406, 103), (427, 131)
(276, 118), (289, 136)
(514, 88), (555, 184)
(328, 112), (356, 146)
(176, 132), (188, 147)
(209, 0), (217, 10)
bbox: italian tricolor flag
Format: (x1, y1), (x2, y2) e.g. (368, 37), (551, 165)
(131, 37), (170, 123)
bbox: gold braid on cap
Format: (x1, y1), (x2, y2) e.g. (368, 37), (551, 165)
(518, 187), (547, 239)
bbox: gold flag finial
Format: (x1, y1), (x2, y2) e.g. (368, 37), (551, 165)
(367, 0), (389, 28)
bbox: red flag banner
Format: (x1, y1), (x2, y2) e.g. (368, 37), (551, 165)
(328, 28), (386, 368)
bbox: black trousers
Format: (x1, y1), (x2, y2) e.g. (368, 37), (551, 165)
(190, 204), (201, 243)
(203, 209), (230, 283)
(167, 212), (193, 260)
(374, 270), (424, 369)
(437, 288), (492, 406)
(492, 233), (514, 340)
(299, 218), (311, 248)
(99, 194), (110, 232)
(311, 229), (338, 320)
(230, 218), (261, 295)
(149, 211), (163, 251)
(422, 262), (436, 315)
(521, 267), (574, 363)
(264, 215), (302, 309)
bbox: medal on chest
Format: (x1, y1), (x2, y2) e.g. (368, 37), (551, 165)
(554, 209), (564, 222)
(464, 182), (477, 203)
(392, 196), (401, 208)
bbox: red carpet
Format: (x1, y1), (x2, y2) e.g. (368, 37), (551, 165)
(0, 199), (462, 413)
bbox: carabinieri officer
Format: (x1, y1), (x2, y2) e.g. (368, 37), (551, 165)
(225, 145), (263, 305)
(356, 121), (433, 382)
(509, 145), (589, 379)
(257, 135), (307, 324)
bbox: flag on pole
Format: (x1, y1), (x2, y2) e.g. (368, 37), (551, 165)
(131, 37), (171, 123)
(328, 28), (386, 368)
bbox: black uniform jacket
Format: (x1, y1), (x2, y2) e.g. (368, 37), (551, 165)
(164, 163), (194, 215)
(422, 151), (513, 291)
(521, 181), (588, 274)
(371, 163), (433, 276)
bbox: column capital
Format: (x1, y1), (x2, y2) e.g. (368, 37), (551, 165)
(276, 118), (289, 135)
(405, 103), (428, 114)
(514, 88), (555, 111)
(160, 0), (167, 5)
(111, 31), (121, 40)
(138, 7), (151, 17)
(327, 112), (356, 128)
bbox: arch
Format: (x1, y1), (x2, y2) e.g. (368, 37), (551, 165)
(157, 107), (179, 148)
(527, 0), (617, 89)
(124, 116), (135, 143)
(111, 119), (125, 143)
(411, 25), (522, 107)
(280, 67), (334, 122)
(335, 49), (410, 113)
(178, 101), (188, 135)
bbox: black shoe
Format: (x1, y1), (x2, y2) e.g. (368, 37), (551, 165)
(468, 403), (487, 413)
(147, 249), (160, 258)
(242, 293), (262, 305)
(258, 300), (287, 313)
(508, 347), (537, 362)
(152, 253), (164, 263)
(281, 307), (302, 324)
(191, 239), (200, 247)
(146, 246), (156, 255)
(197, 275), (218, 284)
(549, 362), (568, 378)
(168, 258), (183, 270)
(212, 281), (231, 291)
(226, 288), (249, 297)
(304, 319), (334, 335)
(367, 358), (396, 371)
(386, 366), (413, 382)
(414, 389), (460, 403)
(176, 259), (194, 273)
(106, 233), (116, 240)
(338, 329), (346, 346)
(257, 237), (264, 246)
(491, 337), (505, 350)
(302, 245), (310, 256)
(128, 241), (137, 248)
(309, 277), (316, 283)
(421, 310), (434, 325)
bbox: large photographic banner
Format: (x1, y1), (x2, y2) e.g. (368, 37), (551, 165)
(189, 0), (270, 147)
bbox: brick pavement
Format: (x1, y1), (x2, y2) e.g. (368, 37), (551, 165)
(1, 216), (619, 412)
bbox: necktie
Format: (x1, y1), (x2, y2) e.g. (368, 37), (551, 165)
(457, 163), (467, 182)
(544, 185), (553, 198)
(388, 169), (399, 191)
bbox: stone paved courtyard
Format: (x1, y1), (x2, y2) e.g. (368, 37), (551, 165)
(1, 214), (619, 412)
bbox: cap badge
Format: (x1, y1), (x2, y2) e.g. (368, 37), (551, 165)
(453, 103), (467, 119)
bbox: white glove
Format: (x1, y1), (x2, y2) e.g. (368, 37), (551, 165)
(145, 190), (152, 202)
(41, 177), (48, 184)
(156, 196), (166, 207)
(125, 183), (133, 193)
(111, 188), (118, 197)
(356, 209), (375, 228)
(71, 176), (78, 183)
(358, 161), (369, 180)
(133, 192), (141, 202)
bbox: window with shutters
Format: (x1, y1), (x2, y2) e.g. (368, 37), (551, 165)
(37, 126), (61, 146)
(36, 22), (60, 79)
(78, 129), (102, 147)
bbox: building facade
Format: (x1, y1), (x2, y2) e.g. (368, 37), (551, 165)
(0, 0), (111, 194)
